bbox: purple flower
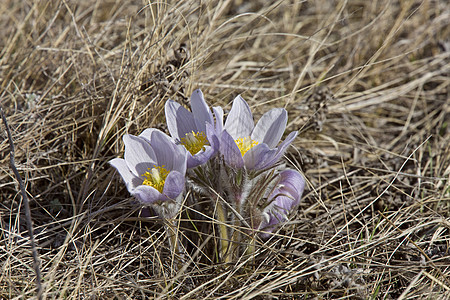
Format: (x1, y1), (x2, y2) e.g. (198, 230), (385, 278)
(220, 95), (297, 170)
(165, 89), (223, 168)
(259, 169), (305, 237)
(109, 130), (187, 218)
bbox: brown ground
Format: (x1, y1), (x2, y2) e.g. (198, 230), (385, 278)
(1, 0), (449, 299)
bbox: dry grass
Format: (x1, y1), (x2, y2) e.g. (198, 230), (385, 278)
(1, 0), (449, 299)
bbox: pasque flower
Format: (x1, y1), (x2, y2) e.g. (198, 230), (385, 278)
(165, 89), (223, 168)
(110, 88), (306, 260)
(258, 169), (305, 237)
(219, 95), (297, 170)
(109, 129), (187, 218)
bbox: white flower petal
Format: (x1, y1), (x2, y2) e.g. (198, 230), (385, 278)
(109, 158), (143, 192)
(123, 135), (157, 176)
(224, 95), (254, 139)
(212, 106), (224, 133)
(139, 128), (159, 142)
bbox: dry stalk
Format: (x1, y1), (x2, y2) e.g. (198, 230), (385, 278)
(1, 106), (42, 299)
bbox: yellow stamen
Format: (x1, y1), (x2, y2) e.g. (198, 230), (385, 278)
(142, 165), (170, 193)
(180, 131), (209, 155)
(235, 136), (258, 156)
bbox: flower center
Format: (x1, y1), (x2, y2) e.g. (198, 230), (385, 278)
(142, 165), (170, 193)
(235, 136), (258, 156)
(180, 131), (209, 155)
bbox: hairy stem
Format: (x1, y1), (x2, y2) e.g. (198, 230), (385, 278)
(216, 201), (231, 263)
(165, 220), (184, 274)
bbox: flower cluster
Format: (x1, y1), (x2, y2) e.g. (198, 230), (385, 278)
(110, 89), (306, 259)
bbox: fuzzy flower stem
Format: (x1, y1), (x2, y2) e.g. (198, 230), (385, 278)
(229, 184), (245, 261)
(215, 199), (231, 263)
(230, 219), (241, 261)
(165, 219), (184, 273)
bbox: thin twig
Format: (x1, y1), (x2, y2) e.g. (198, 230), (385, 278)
(1, 106), (43, 299)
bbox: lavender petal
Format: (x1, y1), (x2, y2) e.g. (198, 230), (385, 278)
(186, 146), (215, 169)
(133, 185), (164, 205)
(251, 108), (287, 148)
(150, 130), (187, 174)
(258, 131), (298, 169)
(219, 130), (244, 169)
(243, 143), (277, 170)
(162, 170), (185, 200)
(165, 100), (197, 139)
(278, 169), (305, 207)
(206, 122), (220, 152)
(190, 89), (213, 132)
